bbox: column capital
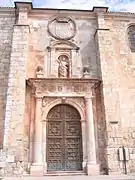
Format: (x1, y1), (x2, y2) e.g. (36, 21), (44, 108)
(35, 95), (43, 100)
(42, 119), (47, 122)
(80, 119), (86, 123)
(15, 2), (32, 12)
(15, 2), (32, 25)
(84, 95), (93, 101)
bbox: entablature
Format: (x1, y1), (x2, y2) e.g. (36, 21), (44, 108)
(28, 78), (101, 97)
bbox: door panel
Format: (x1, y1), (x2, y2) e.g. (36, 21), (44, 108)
(47, 104), (83, 171)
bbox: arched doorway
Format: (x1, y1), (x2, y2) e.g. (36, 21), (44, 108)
(46, 104), (83, 172)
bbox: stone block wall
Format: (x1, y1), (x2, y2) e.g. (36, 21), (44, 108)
(96, 12), (135, 174)
(0, 9), (15, 148)
(3, 24), (29, 175)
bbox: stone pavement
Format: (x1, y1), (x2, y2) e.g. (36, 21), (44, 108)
(2, 175), (135, 180)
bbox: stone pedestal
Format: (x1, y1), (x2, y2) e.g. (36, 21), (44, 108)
(30, 165), (43, 176)
(85, 96), (100, 175)
(87, 163), (100, 176)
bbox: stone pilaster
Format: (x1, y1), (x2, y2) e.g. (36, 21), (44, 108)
(81, 119), (87, 170)
(3, 25), (29, 148)
(85, 95), (99, 175)
(94, 8), (122, 174)
(42, 120), (47, 173)
(15, 2), (32, 25)
(3, 2), (30, 173)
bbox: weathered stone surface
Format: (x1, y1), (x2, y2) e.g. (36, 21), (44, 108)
(0, 10), (15, 148)
(0, 1), (135, 177)
(95, 13), (135, 174)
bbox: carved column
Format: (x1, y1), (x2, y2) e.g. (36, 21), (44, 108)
(81, 119), (87, 170)
(46, 46), (51, 77)
(71, 49), (77, 77)
(33, 96), (43, 164)
(43, 120), (47, 173)
(85, 95), (99, 175)
(31, 96), (43, 175)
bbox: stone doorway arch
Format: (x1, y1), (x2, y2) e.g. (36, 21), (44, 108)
(46, 104), (83, 172)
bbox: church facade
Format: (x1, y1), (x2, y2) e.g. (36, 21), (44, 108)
(0, 1), (135, 176)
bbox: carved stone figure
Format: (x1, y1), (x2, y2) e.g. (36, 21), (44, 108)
(58, 55), (69, 78)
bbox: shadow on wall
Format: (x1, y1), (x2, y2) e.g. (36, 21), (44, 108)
(95, 83), (109, 175)
(94, 33), (109, 175)
(0, 13), (15, 148)
(81, 40), (98, 78)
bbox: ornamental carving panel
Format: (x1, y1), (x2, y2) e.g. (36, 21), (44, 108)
(46, 104), (83, 171)
(48, 122), (62, 136)
(65, 121), (81, 136)
(29, 78), (100, 95)
(48, 17), (76, 40)
(42, 97), (85, 122)
(42, 97), (57, 107)
(47, 138), (63, 171)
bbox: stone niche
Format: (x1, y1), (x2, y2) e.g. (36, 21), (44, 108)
(45, 40), (82, 79)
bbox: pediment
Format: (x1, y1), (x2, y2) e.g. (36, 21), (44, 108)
(50, 40), (79, 50)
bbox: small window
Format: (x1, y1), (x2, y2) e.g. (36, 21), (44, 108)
(128, 25), (135, 52)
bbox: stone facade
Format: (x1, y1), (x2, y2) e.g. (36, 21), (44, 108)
(0, 1), (135, 177)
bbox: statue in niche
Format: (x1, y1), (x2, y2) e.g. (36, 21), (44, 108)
(58, 55), (69, 78)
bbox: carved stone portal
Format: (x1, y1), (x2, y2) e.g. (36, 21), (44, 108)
(28, 78), (100, 175)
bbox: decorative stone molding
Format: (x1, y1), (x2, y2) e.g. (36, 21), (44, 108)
(93, 7), (108, 13)
(28, 78), (100, 95)
(15, 2), (32, 25)
(49, 40), (79, 50)
(42, 97), (85, 121)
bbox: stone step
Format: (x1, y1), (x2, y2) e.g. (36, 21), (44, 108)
(44, 171), (86, 176)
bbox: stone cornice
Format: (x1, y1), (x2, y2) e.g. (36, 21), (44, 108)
(0, 3), (135, 20)
(104, 12), (135, 20)
(28, 78), (100, 84)
(0, 7), (15, 16)
(27, 78), (101, 95)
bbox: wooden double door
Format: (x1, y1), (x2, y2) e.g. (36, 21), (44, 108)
(47, 104), (83, 171)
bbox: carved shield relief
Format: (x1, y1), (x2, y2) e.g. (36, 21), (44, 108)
(48, 17), (76, 40)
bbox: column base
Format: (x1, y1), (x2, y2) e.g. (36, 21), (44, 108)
(82, 161), (87, 172)
(87, 163), (100, 176)
(30, 164), (43, 176)
(43, 162), (47, 174)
